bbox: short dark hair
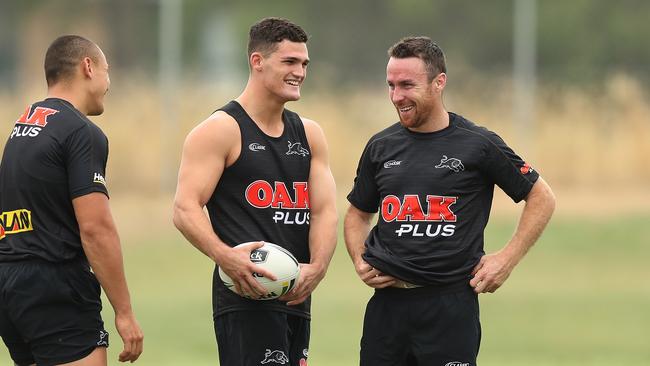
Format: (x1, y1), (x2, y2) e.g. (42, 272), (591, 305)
(247, 17), (308, 58)
(388, 36), (446, 82)
(44, 35), (100, 86)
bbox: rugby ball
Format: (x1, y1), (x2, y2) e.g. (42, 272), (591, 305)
(219, 242), (300, 300)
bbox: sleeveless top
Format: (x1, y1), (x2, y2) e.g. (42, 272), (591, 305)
(207, 101), (312, 318)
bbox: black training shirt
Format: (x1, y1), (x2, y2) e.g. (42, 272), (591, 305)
(347, 112), (539, 286)
(0, 98), (109, 262)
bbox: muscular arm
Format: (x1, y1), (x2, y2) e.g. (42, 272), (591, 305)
(344, 205), (396, 288)
(280, 119), (338, 306)
(470, 177), (556, 293)
(173, 113), (275, 297)
(73, 193), (143, 363)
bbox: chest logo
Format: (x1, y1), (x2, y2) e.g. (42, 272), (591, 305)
(435, 155), (465, 172)
(383, 160), (402, 169)
(286, 141), (309, 157)
(249, 143), (266, 152)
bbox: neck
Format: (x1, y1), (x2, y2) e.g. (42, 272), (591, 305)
(236, 79), (286, 127)
(47, 84), (88, 115)
(409, 106), (449, 133)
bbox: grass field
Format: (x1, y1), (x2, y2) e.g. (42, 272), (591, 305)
(3, 212), (648, 365)
(1, 83), (649, 364)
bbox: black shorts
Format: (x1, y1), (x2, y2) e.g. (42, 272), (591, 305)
(360, 283), (481, 366)
(0, 259), (108, 366)
(214, 310), (310, 366)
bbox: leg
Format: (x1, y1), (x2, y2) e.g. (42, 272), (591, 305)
(359, 293), (410, 366)
(287, 315), (310, 365)
(410, 287), (481, 365)
(214, 311), (293, 366)
(58, 347), (107, 366)
(1, 317), (36, 366)
(5, 261), (109, 366)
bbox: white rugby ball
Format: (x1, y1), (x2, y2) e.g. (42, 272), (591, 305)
(219, 242), (300, 300)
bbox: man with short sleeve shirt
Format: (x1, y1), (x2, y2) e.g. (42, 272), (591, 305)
(0, 35), (143, 366)
(344, 37), (556, 366)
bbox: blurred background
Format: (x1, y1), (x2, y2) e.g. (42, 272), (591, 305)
(1, 0), (648, 365)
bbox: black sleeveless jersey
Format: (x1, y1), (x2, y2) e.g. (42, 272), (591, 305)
(207, 101), (312, 318)
(347, 112), (539, 287)
(0, 98), (109, 263)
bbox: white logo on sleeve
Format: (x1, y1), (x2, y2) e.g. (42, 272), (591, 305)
(93, 173), (106, 186)
(445, 362), (470, 366)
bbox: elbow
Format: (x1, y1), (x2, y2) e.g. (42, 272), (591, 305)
(78, 219), (115, 247)
(172, 202), (187, 232)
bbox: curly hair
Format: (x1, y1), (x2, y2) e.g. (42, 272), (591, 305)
(247, 17), (308, 58)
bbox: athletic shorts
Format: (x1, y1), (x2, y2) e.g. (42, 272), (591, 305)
(0, 259), (108, 366)
(214, 310), (310, 366)
(360, 283), (481, 366)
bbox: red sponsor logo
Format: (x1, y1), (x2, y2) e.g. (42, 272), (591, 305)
(381, 194), (457, 222)
(245, 180), (309, 209)
(520, 163), (533, 174)
(16, 105), (58, 127)
(0, 223), (5, 239)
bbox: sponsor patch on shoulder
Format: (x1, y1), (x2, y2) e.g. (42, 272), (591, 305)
(520, 162), (533, 174)
(93, 172), (107, 186)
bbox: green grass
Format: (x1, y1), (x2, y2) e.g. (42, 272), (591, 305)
(2, 215), (650, 365)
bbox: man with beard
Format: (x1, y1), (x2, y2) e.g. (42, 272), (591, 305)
(344, 36), (555, 366)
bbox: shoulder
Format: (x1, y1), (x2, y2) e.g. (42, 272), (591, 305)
(298, 116), (323, 137)
(183, 110), (240, 154)
(297, 116), (328, 154)
(451, 112), (504, 147)
(40, 99), (89, 132)
(365, 122), (403, 150)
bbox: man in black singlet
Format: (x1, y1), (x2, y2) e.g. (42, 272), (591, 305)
(344, 37), (556, 366)
(0, 36), (143, 365)
(173, 18), (337, 366)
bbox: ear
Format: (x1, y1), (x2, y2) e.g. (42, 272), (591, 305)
(434, 72), (447, 91)
(250, 52), (264, 72)
(81, 56), (94, 79)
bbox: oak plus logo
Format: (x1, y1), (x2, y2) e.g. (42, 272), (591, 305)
(11, 105), (58, 139)
(249, 142), (266, 152)
(381, 194), (457, 237)
(245, 180), (310, 225)
(286, 141), (309, 157)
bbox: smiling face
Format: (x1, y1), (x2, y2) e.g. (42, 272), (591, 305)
(86, 47), (110, 116)
(254, 40), (309, 102)
(386, 56), (445, 131)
